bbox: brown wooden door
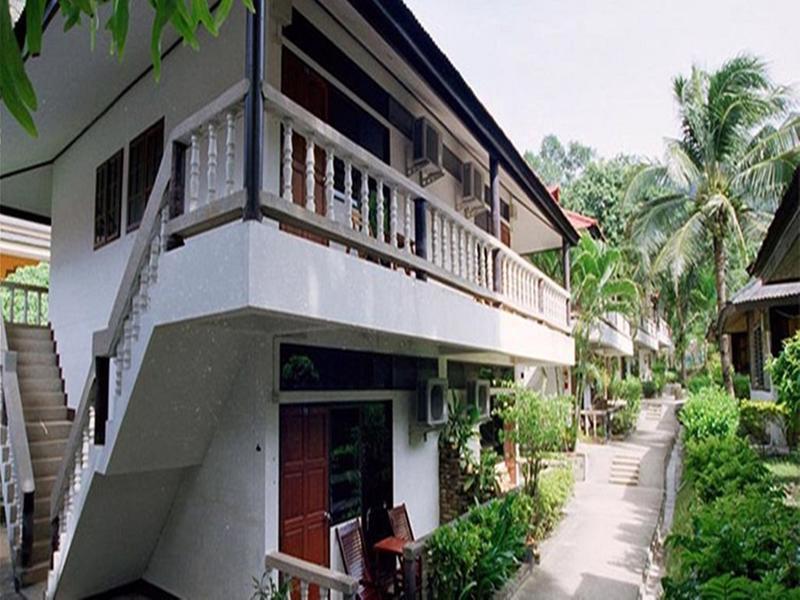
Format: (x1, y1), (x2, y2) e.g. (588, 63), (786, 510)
(281, 49), (331, 243)
(280, 406), (329, 596)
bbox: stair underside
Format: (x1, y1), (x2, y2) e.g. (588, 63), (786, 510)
(5, 324), (72, 586)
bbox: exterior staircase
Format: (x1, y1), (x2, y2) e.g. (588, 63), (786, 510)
(609, 453), (641, 486)
(1, 323), (71, 587)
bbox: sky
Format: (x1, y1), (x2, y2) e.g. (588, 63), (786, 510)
(403, 0), (800, 160)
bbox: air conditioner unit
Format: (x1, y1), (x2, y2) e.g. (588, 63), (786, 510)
(466, 379), (491, 421)
(458, 162), (487, 216)
(417, 378), (449, 427)
(407, 117), (444, 186)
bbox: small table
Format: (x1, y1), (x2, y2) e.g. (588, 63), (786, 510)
(373, 536), (406, 557)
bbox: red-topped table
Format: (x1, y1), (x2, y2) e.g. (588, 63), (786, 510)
(373, 535), (406, 557)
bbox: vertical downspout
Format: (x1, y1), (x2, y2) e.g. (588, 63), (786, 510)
(490, 156), (501, 292)
(243, 0), (265, 221)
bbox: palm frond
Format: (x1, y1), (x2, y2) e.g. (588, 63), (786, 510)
(652, 210), (707, 278)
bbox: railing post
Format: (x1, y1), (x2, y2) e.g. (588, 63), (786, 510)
(169, 141), (187, 219)
(403, 548), (418, 600)
(243, 0), (265, 221)
(94, 356), (109, 446)
(490, 156), (502, 293)
(413, 198), (428, 281)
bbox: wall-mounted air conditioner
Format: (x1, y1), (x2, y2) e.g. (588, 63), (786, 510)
(417, 378), (449, 427)
(458, 162), (487, 217)
(407, 117), (444, 187)
(466, 379), (491, 421)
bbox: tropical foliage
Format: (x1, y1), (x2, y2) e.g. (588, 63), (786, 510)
(570, 234), (638, 407)
(679, 386), (740, 442)
(627, 54), (800, 393)
(769, 331), (800, 447)
(500, 389), (571, 497)
(2, 0), (254, 136)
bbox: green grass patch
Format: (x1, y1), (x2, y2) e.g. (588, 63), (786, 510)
(764, 451), (800, 506)
(665, 477), (694, 580)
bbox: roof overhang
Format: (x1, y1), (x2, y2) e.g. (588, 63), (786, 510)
(347, 0), (580, 246)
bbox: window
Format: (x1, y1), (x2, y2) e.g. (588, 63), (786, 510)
(753, 323), (765, 389)
(127, 119), (164, 231)
(329, 402), (393, 545)
(94, 149), (124, 248)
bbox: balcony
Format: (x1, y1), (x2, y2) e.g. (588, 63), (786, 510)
(163, 81), (573, 364)
(657, 318), (673, 350)
(589, 312), (633, 357)
(635, 317), (659, 352)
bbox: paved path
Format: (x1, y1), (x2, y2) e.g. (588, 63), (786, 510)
(514, 398), (679, 599)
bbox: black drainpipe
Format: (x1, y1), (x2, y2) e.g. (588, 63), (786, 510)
(243, 0), (265, 221)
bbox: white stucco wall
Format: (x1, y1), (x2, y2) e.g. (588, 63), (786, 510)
(144, 346), (268, 599)
(49, 6), (247, 408)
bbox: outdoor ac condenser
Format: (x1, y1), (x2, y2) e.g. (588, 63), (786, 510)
(408, 117), (444, 186)
(466, 379), (492, 421)
(417, 378), (449, 427)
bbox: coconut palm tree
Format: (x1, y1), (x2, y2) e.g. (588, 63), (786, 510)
(627, 54), (800, 394)
(570, 235), (639, 413)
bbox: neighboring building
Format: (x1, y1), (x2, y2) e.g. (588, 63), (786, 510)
(721, 167), (800, 401)
(0, 214), (50, 279)
(0, 2), (578, 597)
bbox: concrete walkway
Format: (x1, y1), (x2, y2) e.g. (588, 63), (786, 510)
(514, 398), (679, 599)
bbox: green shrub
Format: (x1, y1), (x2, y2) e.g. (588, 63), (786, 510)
(733, 372), (751, 400)
(666, 370), (679, 384)
(679, 387), (739, 441)
(653, 372), (666, 395)
(682, 436), (779, 504)
(665, 574), (800, 600)
(427, 492), (532, 598)
(642, 379), (657, 398)
(739, 400), (789, 445)
(530, 466), (574, 541)
(620, 376), (642, 403)
(770, 331), (800, 447)
(686, 373), (713, 394)
(666, 491), (800, 591)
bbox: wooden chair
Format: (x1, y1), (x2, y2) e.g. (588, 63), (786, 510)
(336, 520), (389, 600)
(387, 504), (414, 542)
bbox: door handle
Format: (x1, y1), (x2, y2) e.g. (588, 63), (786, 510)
(324, 511), (331, 522)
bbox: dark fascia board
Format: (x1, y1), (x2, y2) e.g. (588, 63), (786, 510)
(750, 166), (800, 276)
(348, 0), (580, 246)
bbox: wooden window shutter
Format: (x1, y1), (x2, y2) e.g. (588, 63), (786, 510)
(127, 119), (164, 231)
(94, 149), (124, 249)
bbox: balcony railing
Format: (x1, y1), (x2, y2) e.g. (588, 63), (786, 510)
(163, 82), (571, 334)
(0, 281), (48, 327)
(259, 84), (571, 333)
(264, 551), (358, 599)
(603, 312), (631, 337)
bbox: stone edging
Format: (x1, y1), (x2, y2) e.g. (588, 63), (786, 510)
(638, 404), (681, 600)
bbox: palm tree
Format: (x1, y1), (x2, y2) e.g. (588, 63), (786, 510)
(627, 55), (800, 394)
(570, 235), (639, 412)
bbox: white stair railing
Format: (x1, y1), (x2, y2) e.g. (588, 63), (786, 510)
(0, 315), (36, 586)
(45, 80), (250, 600)
(264, 551), (358, 600)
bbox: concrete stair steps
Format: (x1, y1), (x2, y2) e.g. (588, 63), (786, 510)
(609, 476), (640, 486)
(19, 560), (49, 586)
(16, 364), (61, 381)
(5, 325), (51, 341)
(21, 391), (67, 408)
(26, 421), (72, 443)
(33, 516), (51, 539)
(34, 497), (52, 519)
(29, 439), (68, 460)
(18, 377), (62, 394)
(33, 476), (57, 497)
(24, 405), (70, 422)
(16, 351), (58, 366)
(30, 539), (51, 565)
(7, 338), (55, 354)
(32, 456), (65, 479)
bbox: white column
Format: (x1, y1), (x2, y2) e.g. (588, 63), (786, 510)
(225, 111), (236, 196)
(304, 137), (316, 212)
(282, 122), (293, 202)
(324, 148), (334, 222)
(189, 133), (200, 211)
(206, 121), (218, 203)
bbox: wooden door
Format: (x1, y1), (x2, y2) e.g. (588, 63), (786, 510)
(281, 50), (331, 242)
(280, 406), (329, 597)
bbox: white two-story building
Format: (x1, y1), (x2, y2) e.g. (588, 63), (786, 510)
(0, 1), (578, 598)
